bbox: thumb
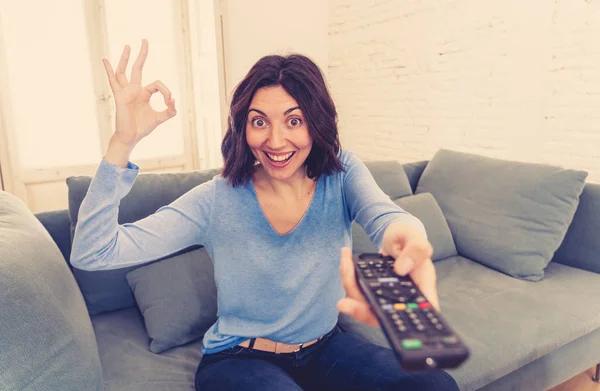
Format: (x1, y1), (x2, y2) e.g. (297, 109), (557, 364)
(156, 99), (177, 125)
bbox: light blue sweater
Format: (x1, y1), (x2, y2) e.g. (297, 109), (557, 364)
(70, 150), (425, 354)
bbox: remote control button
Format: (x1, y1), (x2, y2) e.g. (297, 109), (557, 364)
(416, 296), (427, 303)
(392, 289), (401, 295)
(378, 298), (389, 304)
(443, 336), (458, 345)
(379, 277), (399, 283)
(394, 303), (407, 311)
(391, 313), (400, 319)
(368, 282), (381, 288)
(416, 325), (426, 331)
(419, 302), (431, 309)
(435, 324), (444, 330)
(401, 339), (422, 350)
(381, 304), (393, 312)
(431, 318), (439, 324)
(375, 289), (384, 295)
(400, 281), (413, 287)
(407, 303), (418, 309)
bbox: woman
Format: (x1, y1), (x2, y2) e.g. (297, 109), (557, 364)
(71, 39), (459, 391)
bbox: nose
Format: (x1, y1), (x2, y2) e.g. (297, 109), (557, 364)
(267, 125), (286, 150)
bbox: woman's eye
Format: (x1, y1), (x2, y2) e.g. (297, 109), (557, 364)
(288, 117), (302, 127)
(252, 118), (266, 127)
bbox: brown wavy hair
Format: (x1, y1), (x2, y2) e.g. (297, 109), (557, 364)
(221, 54), (343, 187)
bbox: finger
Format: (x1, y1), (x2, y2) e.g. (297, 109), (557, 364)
(339, 247), (365, 301)
(102, 58), (120, 93)
(410, 258), (440, 311)
(145, 80), (172, 102)
(394, 238), (433, 276)
(115, 45), (131, 87)
(337, 298), (380, 327)
(130, 39), (148, 85)
(155, 102), (177, 125)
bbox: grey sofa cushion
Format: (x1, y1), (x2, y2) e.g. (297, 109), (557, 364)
(0, 192), (103, 391)
(36, 209), (72, 266)
(67, 167), (221, 315)
(339, 255), (600, 391)
(126, 247), (217, 353)
(352, 193), (457, 262)
(363, 160), (414, 199)
(416, 149), (587, 281)
(553, 183), (600, 274)
(91, 307), (204, 391)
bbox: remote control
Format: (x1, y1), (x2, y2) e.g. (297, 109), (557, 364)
(353, 253), (469, 371)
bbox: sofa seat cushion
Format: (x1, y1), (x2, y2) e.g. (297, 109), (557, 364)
(91, 307), (204, 391)
(338, 256), (600, 391)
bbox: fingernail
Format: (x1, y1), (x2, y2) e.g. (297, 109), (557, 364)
(395, 257), (415, 276)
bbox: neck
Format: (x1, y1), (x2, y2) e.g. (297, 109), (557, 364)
(253, 165), (315, 199)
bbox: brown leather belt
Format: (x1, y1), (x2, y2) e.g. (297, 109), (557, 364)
(238, 336), (323, 354)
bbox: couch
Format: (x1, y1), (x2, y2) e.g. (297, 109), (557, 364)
(1, 149), (599, 391)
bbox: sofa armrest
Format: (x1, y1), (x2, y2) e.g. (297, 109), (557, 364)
(0, 192), (103, 390)
(553, 183), (600, 274)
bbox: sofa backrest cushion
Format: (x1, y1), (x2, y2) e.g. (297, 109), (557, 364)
(67, 167), (221, 315)
(363, 160), (414, 199)
(401, 160), (428, 193)
(125, 247), (217, 353)
(0, 191), (102, 390)
(416, 149), (588, 281)
(553, 182), (600, 274)
(352, 193), (458, 262)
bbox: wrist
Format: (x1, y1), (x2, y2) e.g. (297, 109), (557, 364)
(104, 135), (136, 168)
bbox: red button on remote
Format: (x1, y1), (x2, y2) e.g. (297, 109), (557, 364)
(419, 303), (431, 309)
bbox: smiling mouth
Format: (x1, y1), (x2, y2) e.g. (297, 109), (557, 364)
(264, 151), (295, 163)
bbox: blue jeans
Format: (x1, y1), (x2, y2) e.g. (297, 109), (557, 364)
(195, 325), (460, 391)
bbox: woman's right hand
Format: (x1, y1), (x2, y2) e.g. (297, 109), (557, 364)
(102, 39), (177, 148)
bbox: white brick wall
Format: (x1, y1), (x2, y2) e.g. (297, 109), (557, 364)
(329, 0), (600, 183)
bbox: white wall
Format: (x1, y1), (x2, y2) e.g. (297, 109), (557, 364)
(329, 0), (600, 183)
(221, 0), (329, 98)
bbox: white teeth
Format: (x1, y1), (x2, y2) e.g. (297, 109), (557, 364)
(266, 152), (293, 162)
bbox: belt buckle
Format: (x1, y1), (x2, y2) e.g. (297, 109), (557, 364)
(293, 343), (304, 353)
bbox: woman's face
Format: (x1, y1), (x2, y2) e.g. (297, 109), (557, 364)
(246, 85), (313, 182)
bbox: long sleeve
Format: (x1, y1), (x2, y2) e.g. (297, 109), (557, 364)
(70, 158), (215, 271)
(342, 151), (426, 248)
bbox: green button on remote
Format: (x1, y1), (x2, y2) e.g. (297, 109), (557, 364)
(402, 339), (422, 350)
(407, 303), (418, 309)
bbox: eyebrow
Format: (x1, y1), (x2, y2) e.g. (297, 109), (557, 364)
(248, 106), (301, 117)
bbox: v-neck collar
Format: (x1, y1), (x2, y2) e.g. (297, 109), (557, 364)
(248, 176), (322, 237)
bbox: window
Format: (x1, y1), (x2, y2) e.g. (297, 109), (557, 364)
(0, 0), (224, 211)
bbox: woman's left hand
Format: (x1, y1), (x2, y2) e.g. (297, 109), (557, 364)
(337, 223), (438, 327)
